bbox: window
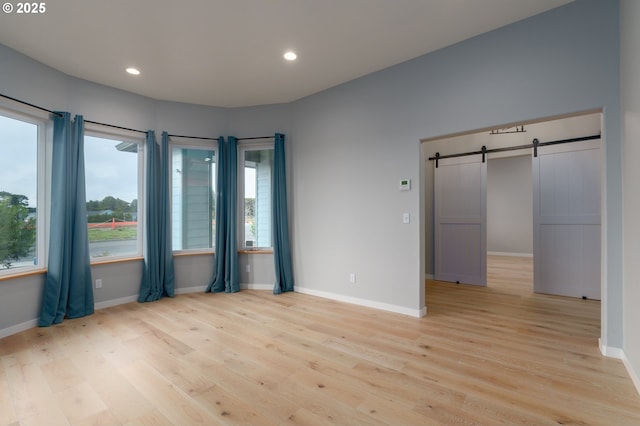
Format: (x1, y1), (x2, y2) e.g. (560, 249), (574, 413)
(170, 140), (216, 251)
(84, 131), (143, 260)
(0, 109), (46, 275)
(240, 143), (274, 249)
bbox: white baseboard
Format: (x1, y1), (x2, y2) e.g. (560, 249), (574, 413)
(241, 283), (273, 291)
(488, 251), (533, 258)
(601, 338), (640, 396)
(425, 273), (434, 280)
(295, 286), (425, 318)
(175, 285), (207, 295)
(599, 338), (624, 359)
(175, 284), (273, 293)
(623, 352), (640, 396)
(0, 318), (38, 339)
(95, 295), (138, 310)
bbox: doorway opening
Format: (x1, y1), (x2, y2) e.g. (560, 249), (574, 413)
(487, 154), (533, 293)
(424, 110), (602, 300)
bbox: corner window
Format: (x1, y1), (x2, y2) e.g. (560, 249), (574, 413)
(84, 130), (143, 260)
(240, 143), (274, 249)
(0, 110), (45, 275)
(170, 140), (217, 251)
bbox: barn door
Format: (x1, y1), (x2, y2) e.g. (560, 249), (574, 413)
(434, 154), (487, 286)
(532, 139), (601, 299)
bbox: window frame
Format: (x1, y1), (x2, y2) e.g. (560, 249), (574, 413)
(0, 104), (49, 278)
(238, 139), (275, 251)
(83, 124), (145, 263)
(169, 136), (218, 255)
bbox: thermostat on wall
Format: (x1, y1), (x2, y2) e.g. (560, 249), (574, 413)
(399, 179), (411, 191)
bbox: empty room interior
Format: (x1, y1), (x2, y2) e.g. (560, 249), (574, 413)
(1, 0), (640, 424)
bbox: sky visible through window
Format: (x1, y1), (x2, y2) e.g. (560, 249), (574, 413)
(84, 135), (138, 204)
(0, 115), (37, 207)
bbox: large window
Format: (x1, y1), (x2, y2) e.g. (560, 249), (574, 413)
(84, 131), (143, 260)
(240, 143), (273, 249)
(171, 140), (216, 251)
(0, 111), (45, 274)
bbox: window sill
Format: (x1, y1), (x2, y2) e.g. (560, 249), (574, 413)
(173, 251), (214, 258)
(171, 250), (273, 257)
(238, 249), (273, 255)
(0, 268), (47, 282)
(91, 256), (144, 266)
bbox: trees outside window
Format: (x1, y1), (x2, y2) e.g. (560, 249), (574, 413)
(0, 111), (42, 274)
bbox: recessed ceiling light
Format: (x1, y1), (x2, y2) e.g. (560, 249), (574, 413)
(283, 51), (297, 61)
(126, 67), (141, 76)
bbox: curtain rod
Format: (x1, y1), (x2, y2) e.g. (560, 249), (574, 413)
(429, 134), (601, 164)
(167, 134), (219, 141)
(1, 93), (148, 134)
(84, 120), (147, 135)
(1, 93), (63, 117)
(236, 136), (274, 141)
(2, 93), (278, 141)
(168, 135), (274, 141)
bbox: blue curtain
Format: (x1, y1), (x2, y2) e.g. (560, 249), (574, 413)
(138, 131), (175, 302)
(39, 113), (94, 326)
(207, 136), (239, 293)
(272, 133), (294, 294)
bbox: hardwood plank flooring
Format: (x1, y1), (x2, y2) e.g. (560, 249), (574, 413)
(1, 257), (639, 425)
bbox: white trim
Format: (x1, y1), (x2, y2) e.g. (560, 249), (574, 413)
(241, 283), (273, 291)
(175, 285), (208, 294)
(599, 338), (624, 359)
(83, 130), (145, 261)
(487, 251), (533, 258)
(238, 141), (275, 250)
(623, 352), (640, 396)
(0, 319), (38, 339)
(94, 295), (138, 310)
(295, 286), (424, 318)
(0, 107), (49, 278)
(425, 273), (434, 280)
(600, 339), (640, 396)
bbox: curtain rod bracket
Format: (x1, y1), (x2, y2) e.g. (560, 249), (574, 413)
(481, 146), (487, 163)
(435, 152), (440, 168)
(533, 138), (539, 158)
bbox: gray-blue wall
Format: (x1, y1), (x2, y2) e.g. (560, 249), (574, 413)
(621, 0), (640, 389)
(290, 0), (622, 347)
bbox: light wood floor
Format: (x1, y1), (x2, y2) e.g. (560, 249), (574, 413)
(1, 257), (639, 425)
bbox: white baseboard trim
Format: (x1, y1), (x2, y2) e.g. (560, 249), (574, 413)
(487, 251), (533, 258)
(599, 338), (624, 359)
(425, 273), (434, 280)
(295, 286), (424, 318)
(623, 352), (640, 396)
(0, 318), (38, 339)
(598, 340), (640, 396)
(95, 295), (138, 310)
(601, 338), (640, 396)
(175, 284), (273, 293)
(175, 285), (207, 295)
(241, 283), (273, 291)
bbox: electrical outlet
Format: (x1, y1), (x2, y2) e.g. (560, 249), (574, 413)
(349, 273), (356, 284)
(95, 278), (103, 289)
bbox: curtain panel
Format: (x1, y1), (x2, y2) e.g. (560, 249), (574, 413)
(138, 131), (175, 302)
(207, 136), (239, 293)
(39, 113), (94, 326)
(272, 133), (294, 294)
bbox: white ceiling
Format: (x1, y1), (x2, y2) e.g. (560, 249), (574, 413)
(0, 0), (573, 107)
